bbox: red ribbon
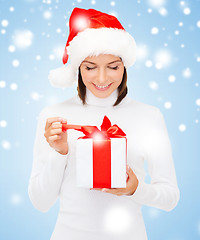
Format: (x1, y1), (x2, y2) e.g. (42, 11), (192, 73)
(62, 115), (126, 139)
(62, 115), (127, 188)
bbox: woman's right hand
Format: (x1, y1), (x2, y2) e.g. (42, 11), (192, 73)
(44, 117), (69, 155)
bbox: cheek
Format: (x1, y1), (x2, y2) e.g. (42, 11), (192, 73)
(80, 70), (94, 84)
(109, 70), (124, 83)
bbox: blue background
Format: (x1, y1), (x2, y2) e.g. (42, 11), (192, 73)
(0, 0), (200, 239)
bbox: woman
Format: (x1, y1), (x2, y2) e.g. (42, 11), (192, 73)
(28, 7), (180, 240)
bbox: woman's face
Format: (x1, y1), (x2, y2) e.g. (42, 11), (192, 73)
(79, 54), (124, 98)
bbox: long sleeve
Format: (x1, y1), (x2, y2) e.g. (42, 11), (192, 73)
(28, 107), (69, 212)
(129, 108), (180, 212)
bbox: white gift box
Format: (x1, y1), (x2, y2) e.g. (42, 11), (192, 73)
(76, 137), (127, 188)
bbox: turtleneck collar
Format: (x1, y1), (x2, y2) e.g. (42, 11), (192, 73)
(85, 88), (119, 107)
(75, 87), (130, 107)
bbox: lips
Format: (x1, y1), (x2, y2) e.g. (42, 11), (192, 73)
(93, 83), (112, 91)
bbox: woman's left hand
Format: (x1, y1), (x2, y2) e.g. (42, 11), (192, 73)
(90, 165), (139, 196)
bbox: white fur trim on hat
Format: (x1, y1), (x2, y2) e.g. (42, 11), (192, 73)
(48, 27), (137, 88)
(48, 64), (78, 88)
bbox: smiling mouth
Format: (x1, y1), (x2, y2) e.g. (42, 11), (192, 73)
(93, 83), (112, 91)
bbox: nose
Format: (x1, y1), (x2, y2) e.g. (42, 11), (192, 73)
(97, 68), (107, 84)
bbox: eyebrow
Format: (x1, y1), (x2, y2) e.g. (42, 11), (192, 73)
(82, 60), (122, 65)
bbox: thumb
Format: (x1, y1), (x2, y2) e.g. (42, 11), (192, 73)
(61, 119), (68, 133)
(126, 165), (131, 177)
(126, 165), (130, 172)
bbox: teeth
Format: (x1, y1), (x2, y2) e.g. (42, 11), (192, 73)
(95, 84), (110, 88)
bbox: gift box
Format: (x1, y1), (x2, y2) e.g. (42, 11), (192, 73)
(62, 116), (127, 188)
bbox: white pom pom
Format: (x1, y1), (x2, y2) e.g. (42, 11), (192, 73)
(48, 64), (77, 88)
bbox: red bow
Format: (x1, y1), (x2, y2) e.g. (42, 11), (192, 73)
(62, 115), (126, 139)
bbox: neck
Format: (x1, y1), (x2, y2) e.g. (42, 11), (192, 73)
(85, 88), (118, 107)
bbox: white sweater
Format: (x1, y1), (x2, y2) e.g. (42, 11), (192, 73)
(28, 88), (180, 240)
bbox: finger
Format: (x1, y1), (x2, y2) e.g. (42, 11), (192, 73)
(51, 123), (62, 129)
(126, 172), (129, 181)
(49, 128), (62, 135)
(90, 188), (102, 190)
(45, 117), (63, 130)
(106, 190), (123, 196)
(49, 135), (61, 142)
(126, 165), (134, 176)
(46, 117), (67, 130)
(102, 188), (121, 194)
(91, 187), (125, 196)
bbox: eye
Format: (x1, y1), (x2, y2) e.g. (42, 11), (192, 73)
(110, 66), (119, 70)
(85, 66), (95, 70)
(85, 66), (119, 70)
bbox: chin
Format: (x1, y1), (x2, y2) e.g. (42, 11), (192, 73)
(96, 94), (109, 98)
(93, 90), (113, 98)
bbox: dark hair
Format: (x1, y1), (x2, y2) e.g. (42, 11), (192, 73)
(77, 66), (128, 107)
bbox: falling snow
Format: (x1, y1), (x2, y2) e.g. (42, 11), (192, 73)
(0, 120), (7, 128)
(196, 99), (200, 106)
(8, 45), (16, 52)
(179, 124), (186, 132)
(149, 81), (159, 90)
(31, 92), (43, 101)
(158, 7), (168, 16)
(10, 194), (22, 205)
(145, 60), (153, 67)
(148, 0), (166, 8)
(12, 60), (20, 67)
(43, 10), (52, 19)
(36, 55), (41, 60)
(108, 10), (118, 17)
(1, 1), (199, 239)
(183, 7), (191, 15)
(10, 6), (15, 11)
(1, 140), (11, 150)
(1, 29), (6, 34)
(151, 27), (159, 34)
(110, 1), (116, 7)
(1, 19), (9, 27)
(168, 75), (176, 82)
(164, 101), (172, 109)
(154, 49), (172, 69)
(49, 54), (55, 60)
(0, 81), (6, 88)
(10, 83), (18, 90)
(182, 67), (192, 78)
(12, 30), (34, 49)
(136, 44), (149, 61)
(179, 22), (183, 27)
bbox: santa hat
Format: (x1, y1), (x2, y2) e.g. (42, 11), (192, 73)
(48, 7), (137, 88)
